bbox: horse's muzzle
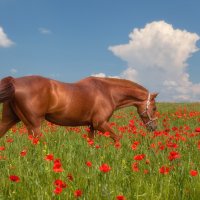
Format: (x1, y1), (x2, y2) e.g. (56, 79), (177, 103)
(146, 123), (157, 131)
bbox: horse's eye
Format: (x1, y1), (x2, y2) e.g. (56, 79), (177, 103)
(153, 107), (156, 111)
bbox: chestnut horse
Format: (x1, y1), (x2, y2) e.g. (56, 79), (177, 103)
(0, 75), (158, 142)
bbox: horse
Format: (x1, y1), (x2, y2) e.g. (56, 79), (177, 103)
(0, 75), (158, 142)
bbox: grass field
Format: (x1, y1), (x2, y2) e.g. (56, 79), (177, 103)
(0, 103), (200, 200)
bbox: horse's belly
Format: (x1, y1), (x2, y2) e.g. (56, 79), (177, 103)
(45, 113), (91, 127)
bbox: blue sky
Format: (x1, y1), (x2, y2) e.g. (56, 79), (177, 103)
(0, 0), (200, 101)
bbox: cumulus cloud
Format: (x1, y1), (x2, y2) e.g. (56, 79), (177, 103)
(39, 27), (52, 35)
(0, 26), (14, 47)
(10, 68), (18, 74)
(108, 21), (200, 101)
(91, 72), (119, 78)
(91, 72), (106, 78)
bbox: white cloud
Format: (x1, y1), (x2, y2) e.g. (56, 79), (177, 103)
(39, 27), (52, 35)
(91, 73), (106, 78)
(108, 21), (200, 101)
(91, 72), (119, 79)
(10, 68), (18, 74)
(0, 26), (14, 47)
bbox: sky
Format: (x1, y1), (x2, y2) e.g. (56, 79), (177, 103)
(0, 0), (200, 101)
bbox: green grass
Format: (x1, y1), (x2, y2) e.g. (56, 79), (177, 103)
(0, 103), (200, 200)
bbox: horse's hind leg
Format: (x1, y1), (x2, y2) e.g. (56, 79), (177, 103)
(0, 102), (19, 138)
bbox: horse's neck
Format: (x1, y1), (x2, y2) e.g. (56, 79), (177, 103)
(114, 86), (148, 109)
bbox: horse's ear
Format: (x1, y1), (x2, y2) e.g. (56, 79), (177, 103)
(151, 93), (159, 99)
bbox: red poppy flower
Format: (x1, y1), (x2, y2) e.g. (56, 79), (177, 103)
(134, 154), (145, 161)
(104, 131), (110, 137)
(195, 127), (200, 132)
(86, 161), (92, 167)
(6, 138), (14, 143)
(45, 154), (54, 161)
(131, 141), (139, 150)
(9, 175), (20, 182)
(166, 142), (178, 149)
(53, 159), (63, 172)
(0, 146), (5, 151)
(20, 149), (27, 157)
(198, 141), (200, 150)
(159, 166), (170, 174)
(168, 151), (180, 161)
(54, 179), (67, 188)
(54, 187), (62, 195)
(87, 139), (94, 146)
(99, 163), (111, 173)
(115, 142), (121, 149)
(33, 138), (40, 145)
(67, 173), (74, 181)
(190, 170), (198, 177)
(116, 195), (126, 200)
(132, 162), (139, 172)
(74, 189), (83, 198)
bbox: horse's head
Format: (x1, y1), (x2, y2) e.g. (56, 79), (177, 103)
(137, 93), (158, 131)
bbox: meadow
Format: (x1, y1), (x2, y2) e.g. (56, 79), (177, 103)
(0, 103), (200, 200)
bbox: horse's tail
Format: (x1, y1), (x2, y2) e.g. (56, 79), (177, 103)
(0, 76), (15, 103)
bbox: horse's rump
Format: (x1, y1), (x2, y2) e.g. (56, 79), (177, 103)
(0, 76), (15, 102)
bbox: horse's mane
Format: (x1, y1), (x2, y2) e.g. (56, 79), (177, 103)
(91, 77), (148, 92)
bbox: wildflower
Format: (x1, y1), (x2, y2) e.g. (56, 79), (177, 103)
(150, 143), (156, 148)
(86, 161), (92, 167)
(45, 154), (54, 161)
(87, 139), (94, 146)
(115, 142), (121, 149)
(104, 131), (110, 137)
(190, 170), (198, 177)
(82, 134), (87, 139)
(6, 138), (14, 143)
(74, 189), (83, 198)
(116, 195), (126, 200)
(99, 163), (111, 173)
(54, 187), (62, 195)
(131, 141), (139, 150)
(197, 141), (200, 150)
(53, 159), (63, 172)
(67, 173), (74, 181)
(20, 149), (27, 157)
(54, 179), (67, 188)
(195, 127), (200, 132)
(28, 135), (40, 145)
(95, 145), (101, 149)
(159, 166), (170, 174)
(168, 151), (180, 161)
(9, 175), (20, 182)
(0, 146), (5, 151)
(132, 162), (139, 172)
(166, 142), (178, 149)
(32, 138), (40, 145)
(134, 154), (145, 161)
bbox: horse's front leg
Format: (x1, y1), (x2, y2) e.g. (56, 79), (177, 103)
(95, 121), (120, 142)
(88, 125), (95, 140)
(27, 127), (42, 138)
